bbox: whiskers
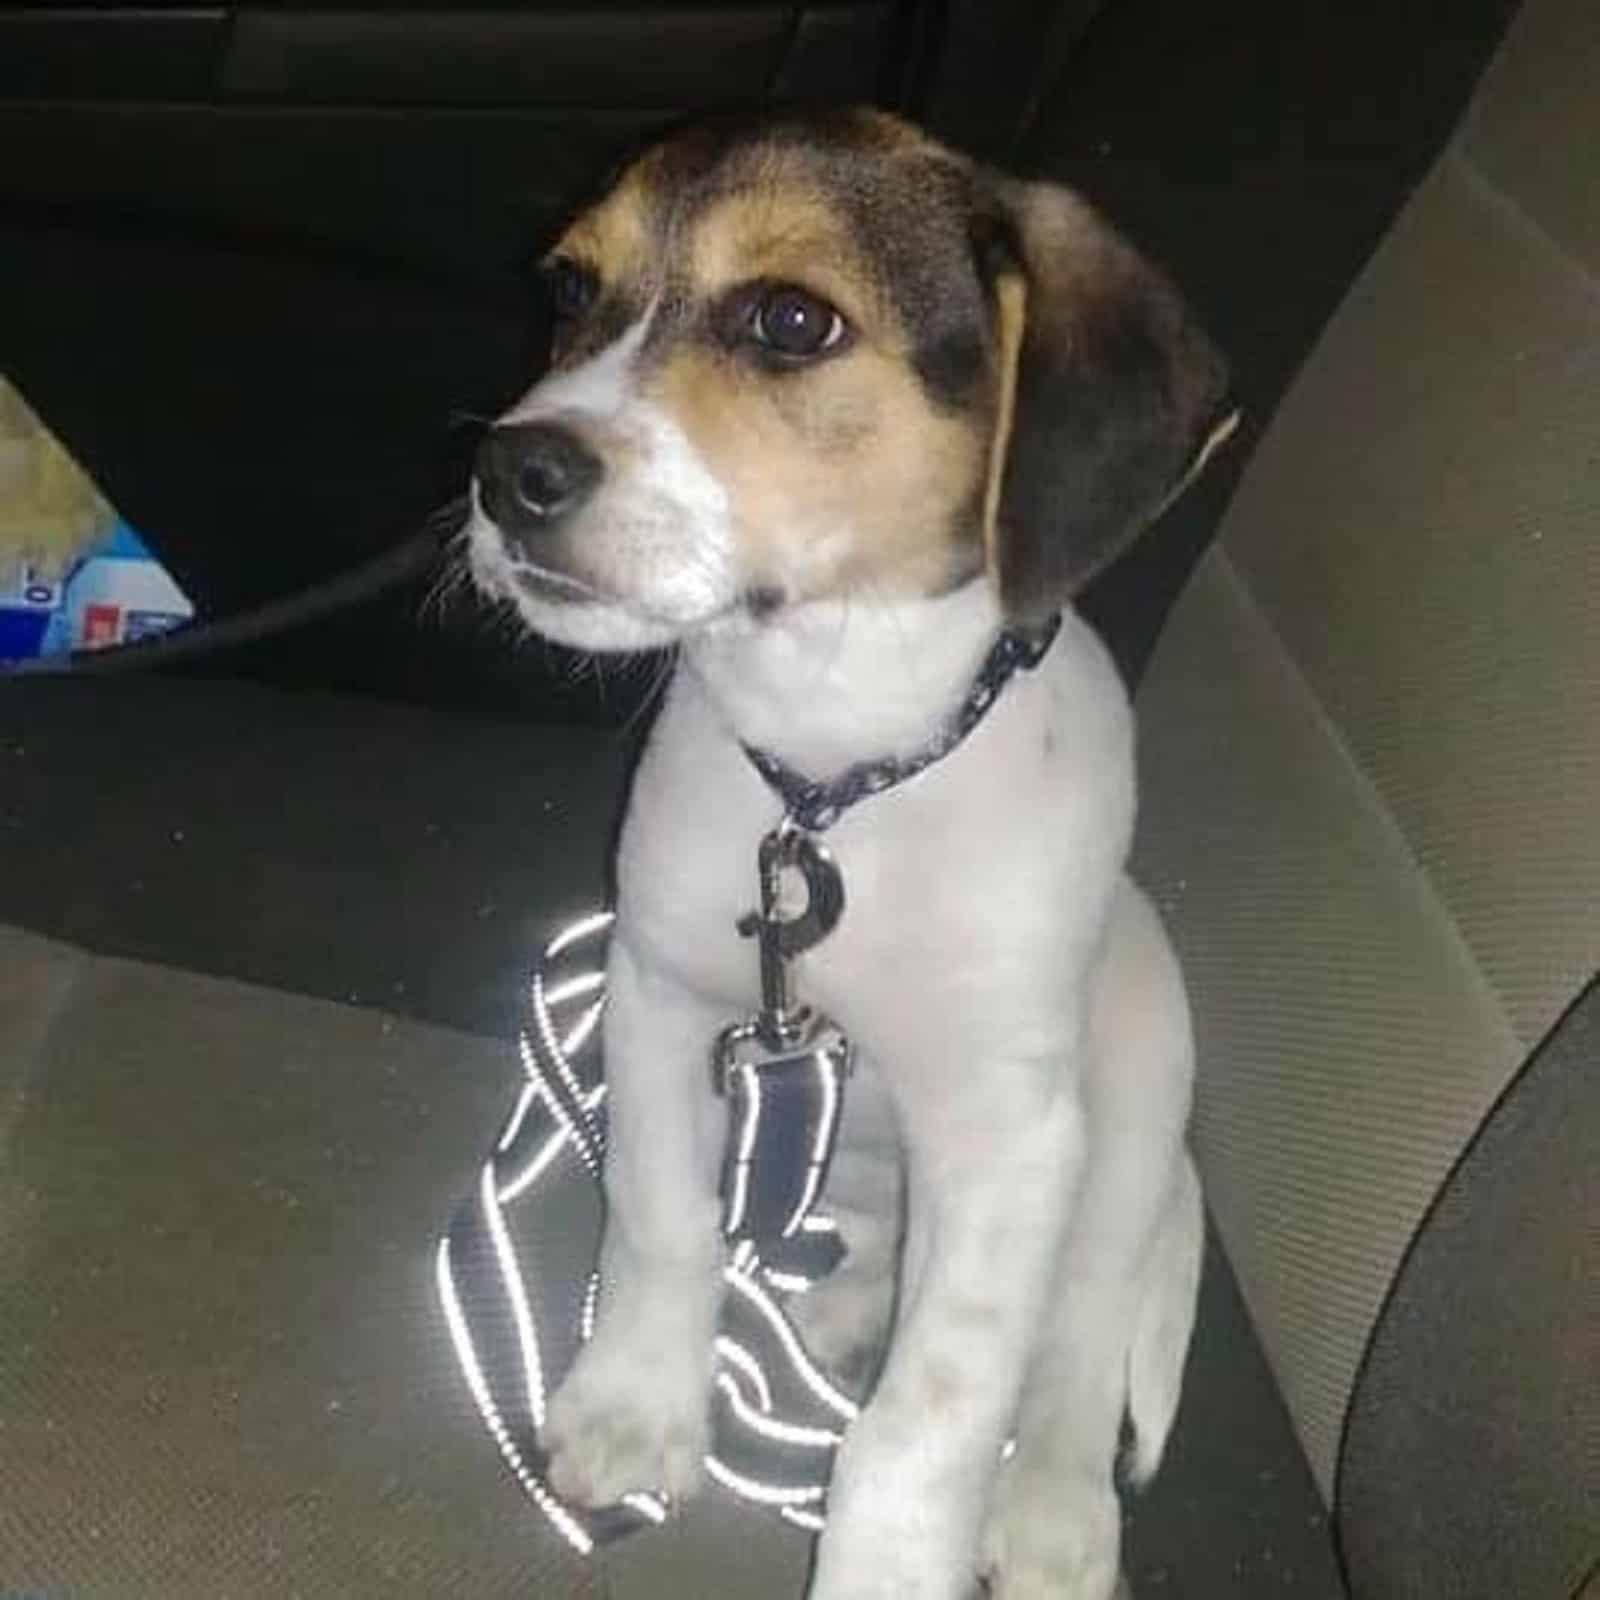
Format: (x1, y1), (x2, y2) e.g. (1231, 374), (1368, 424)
(621, 646), (679, 732)
(551, 636), (678, 726)
(416, 496), (477, 625)
(425, 492), (473, 535)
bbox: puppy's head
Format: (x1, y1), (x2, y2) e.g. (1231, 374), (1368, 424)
(468, 108), (1232, 650)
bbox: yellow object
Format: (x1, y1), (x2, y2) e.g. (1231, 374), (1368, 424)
(0, 375), (117, 579)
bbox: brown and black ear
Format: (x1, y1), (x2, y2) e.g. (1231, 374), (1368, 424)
(975, 176), (1236, 626)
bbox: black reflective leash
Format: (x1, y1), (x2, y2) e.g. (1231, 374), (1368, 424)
(437, 912), (858, 1554)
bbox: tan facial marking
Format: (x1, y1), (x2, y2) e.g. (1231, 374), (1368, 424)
(551, 166), (652, 283)
(687, 186), (876, 330)
(982, 273), (1027, 574)
(647, 335), (983, 604)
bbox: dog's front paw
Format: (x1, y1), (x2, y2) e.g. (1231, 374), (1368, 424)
(979, 1460), (1122, 1600)
(544, 1321), (712, 1507)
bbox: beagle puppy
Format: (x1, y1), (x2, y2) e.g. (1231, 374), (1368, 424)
(467, 108), (1230, 1600)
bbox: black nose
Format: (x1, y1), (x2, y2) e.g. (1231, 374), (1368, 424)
(476, 422), (602, 536)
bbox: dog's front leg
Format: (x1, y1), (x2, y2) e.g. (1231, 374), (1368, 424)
(809, 1061), (1084, 1600)
(544, 934), (727, 1507)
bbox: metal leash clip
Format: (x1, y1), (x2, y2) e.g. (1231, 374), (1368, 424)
(713, 820), (855, 1252)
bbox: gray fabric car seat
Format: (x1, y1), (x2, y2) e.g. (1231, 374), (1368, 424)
(1132, 0), (1599, 1591)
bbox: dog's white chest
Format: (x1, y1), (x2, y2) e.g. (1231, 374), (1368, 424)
(613, 620), (1133, 1076)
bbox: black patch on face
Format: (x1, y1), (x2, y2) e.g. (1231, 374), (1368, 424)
(912, 326), (988, 407)
(828, 155), (995, 413)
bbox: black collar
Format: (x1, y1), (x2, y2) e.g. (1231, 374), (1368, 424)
(741, 614), (1062, 832)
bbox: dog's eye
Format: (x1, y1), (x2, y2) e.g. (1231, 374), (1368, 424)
(750, 285), (847, 361)
(545, 256), (598, 321)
